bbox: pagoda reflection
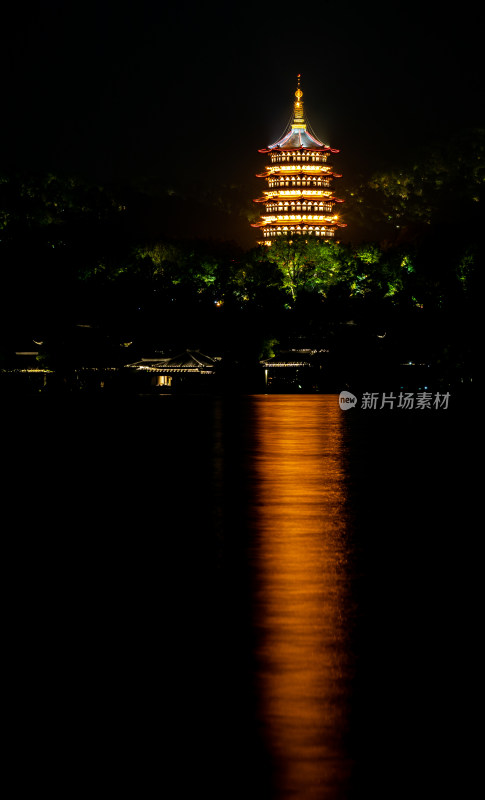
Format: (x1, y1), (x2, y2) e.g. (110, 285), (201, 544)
(248, 395), (354, 799)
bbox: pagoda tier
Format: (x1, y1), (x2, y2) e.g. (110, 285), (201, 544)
(253, 76), (345, 243)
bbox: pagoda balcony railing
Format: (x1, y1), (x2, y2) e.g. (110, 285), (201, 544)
(270, 155), (328, 164)
(268, 164), (331, 174)
(261, 213), (339, 224)
(269, 179), (332, 188)
(265, 204), (335, 213)
(263, 189), (334, 198)
(261, 227), (337, 238)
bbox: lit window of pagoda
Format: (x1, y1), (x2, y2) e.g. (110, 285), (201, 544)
(252, 75), (346, 244)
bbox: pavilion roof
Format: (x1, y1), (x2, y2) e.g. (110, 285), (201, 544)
(126, 350), (220, 373)
(260, 350), (315, 367)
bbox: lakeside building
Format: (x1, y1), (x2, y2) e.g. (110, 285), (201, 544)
(260, 346), (331, 392)
(124, 350), (220, 391)
(252, 75), (346, 244)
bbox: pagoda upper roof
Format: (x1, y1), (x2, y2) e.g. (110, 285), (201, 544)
(265, 128), (331, 151)
(259, 76), (339, 154)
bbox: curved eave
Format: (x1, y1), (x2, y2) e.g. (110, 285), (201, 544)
(254, 193), (343, 201)
(267, 128), (329, 150)
(252, 219), (342, 229)
(258, 189), (336, 199)
(252, 224), (342, 232)
(0, 367), (54, 374)
(261, 361), (312, 367)
(135, 365), (216, 374)
(258, 145), (340, 154)
(253, 196), (345, 205)
(259, 170), (341, 179)
(268, 167), (333, 174)
(258, 145), (328, 154)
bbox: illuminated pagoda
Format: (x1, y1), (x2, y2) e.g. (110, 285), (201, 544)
(252, 75), (345, 243)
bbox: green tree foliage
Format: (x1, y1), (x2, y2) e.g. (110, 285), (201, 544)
(0, 170), (137, 342)
(263, 238), (312, 299)
(261, 238), (355, 300)
(0, 172), (125, 243)
(0, 171), (128, 302)
(1, 164), (481, 393)
(346, 128), (484, 235)
(132, 236), (425, 310)
(256, 238), (413, 302)
(228, 248), (283, 305)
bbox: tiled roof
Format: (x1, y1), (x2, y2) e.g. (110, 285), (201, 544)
(270, 127), (326, 150)
(126, 350), (219, 372)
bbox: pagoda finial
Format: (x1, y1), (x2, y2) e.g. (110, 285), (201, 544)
(293, 74), (305, 127)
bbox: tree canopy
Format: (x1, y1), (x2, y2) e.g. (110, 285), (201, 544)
(0, 149), (481, 388)
(345, 127), (484, 238)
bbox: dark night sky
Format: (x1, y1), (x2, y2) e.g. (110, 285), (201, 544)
(2, 0), (483, 246)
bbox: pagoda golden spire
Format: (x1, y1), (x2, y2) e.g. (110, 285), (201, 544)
(293, 74), (305, 128)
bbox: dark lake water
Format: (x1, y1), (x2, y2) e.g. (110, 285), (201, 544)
(3, 393), (478, 797)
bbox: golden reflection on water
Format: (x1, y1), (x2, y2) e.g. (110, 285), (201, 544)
(249, 395), (353, 799)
